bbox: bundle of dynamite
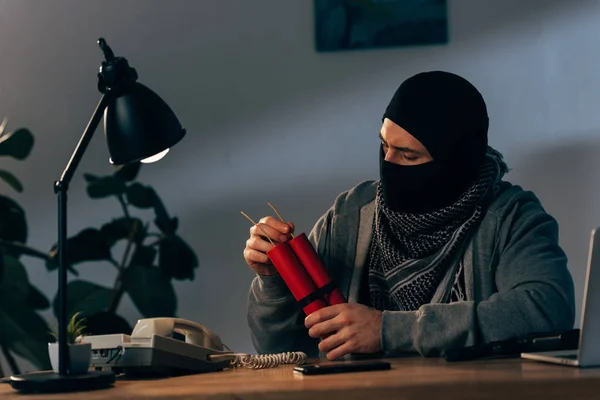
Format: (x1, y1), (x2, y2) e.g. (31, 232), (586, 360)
(242, 204), (346, 316)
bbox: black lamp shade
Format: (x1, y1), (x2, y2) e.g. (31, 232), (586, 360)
(104, 82), (186, 165)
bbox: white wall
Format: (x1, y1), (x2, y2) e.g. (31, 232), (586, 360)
(0, 0), (599, 373)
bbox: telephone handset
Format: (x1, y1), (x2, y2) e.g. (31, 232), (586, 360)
(86, 317), (307, 372)
(131, 318), (225, 351)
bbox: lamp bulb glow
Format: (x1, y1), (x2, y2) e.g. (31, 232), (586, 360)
(141, 148), (170, 164)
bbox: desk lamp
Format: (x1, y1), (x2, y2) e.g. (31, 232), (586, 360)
(9, 38), (186, 393)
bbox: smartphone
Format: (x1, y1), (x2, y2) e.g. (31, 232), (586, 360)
(293, 360), (391, 375)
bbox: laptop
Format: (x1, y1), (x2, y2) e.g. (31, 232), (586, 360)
(521, 227), (600, 367)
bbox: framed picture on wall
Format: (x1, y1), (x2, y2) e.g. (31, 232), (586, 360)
(314, 0), (448, 52)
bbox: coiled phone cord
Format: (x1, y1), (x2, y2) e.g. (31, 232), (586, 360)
(209, 346), (308, 369)
(232, 352), (307, 369)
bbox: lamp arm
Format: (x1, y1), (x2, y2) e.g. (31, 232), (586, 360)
(53, 93), (111, 376)
(57, 94), (111, 189)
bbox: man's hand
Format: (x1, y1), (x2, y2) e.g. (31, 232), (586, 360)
(243, 216), (294, 276)
(305, 303), (383, 360)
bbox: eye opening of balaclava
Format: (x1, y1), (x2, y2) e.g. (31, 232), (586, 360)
(379, 71), (489, 214)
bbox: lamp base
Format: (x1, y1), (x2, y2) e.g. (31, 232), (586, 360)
(9, 370), (115, 393)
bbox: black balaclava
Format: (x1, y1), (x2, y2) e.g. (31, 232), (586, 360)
(380, 71), (489, 214)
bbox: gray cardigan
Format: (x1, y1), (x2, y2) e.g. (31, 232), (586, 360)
(246, 180), (576, 357)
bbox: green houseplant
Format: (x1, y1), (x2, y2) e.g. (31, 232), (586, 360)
(44, 159), (199, 336)
(0, 118), (199, 377)
(48, 312), (91, 374)
(50, 311), (87, 344)
(0, 118), (53, 376)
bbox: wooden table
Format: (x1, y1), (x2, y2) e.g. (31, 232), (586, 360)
(2, 357), (600, 399)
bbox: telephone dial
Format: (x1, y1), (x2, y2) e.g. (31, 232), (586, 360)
(82, 318), (307, 377)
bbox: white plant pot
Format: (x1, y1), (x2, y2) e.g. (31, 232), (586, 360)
(48, 342), (92, 375)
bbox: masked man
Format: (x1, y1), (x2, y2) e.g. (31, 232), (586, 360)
(244, 71), (575, 360)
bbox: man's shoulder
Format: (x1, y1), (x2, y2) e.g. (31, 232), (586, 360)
(329, 180), (378, 215)
(486, 180), (547, 217)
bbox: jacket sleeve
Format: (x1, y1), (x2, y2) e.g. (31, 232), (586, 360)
(246, 209), (333, 356)
(379, 197), (576, 356)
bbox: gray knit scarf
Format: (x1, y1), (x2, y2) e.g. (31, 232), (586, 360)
(367, 148), (508, 311)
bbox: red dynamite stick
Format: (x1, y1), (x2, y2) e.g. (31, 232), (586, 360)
(266, 242), (327, 316)
(288, 233), (347, 306)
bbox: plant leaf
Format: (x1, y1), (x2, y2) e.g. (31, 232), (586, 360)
(66, 312), (87, 343)
(47, 228), (111, 270)
(26, 284), (50, 310)
(155, 215), (178, 236)
(100, 217), (144, 247)
(158, 236), (199, 281)
(0, 128), (34, 160)
(0, 241), (50, 261)
(83, 173), (100, 183)
(131, 245), (156, 268)
(0, 308), (52, 370)
(126, 183), (157, 209)
(114, 162), (141, 182)
(0, 194), (27, 245)
(86, 175), (126, 198)
(83, 311), (132, 336)
(0, 253), (51, 370)
(126, 263), (176, 318)
(0, 254), (30, 304)
(0, 169), (23, 192)
(153, 194), (178, 235)
(52, 280), (112, 321)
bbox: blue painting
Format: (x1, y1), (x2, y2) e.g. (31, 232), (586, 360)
(314, 0), (448, 52)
